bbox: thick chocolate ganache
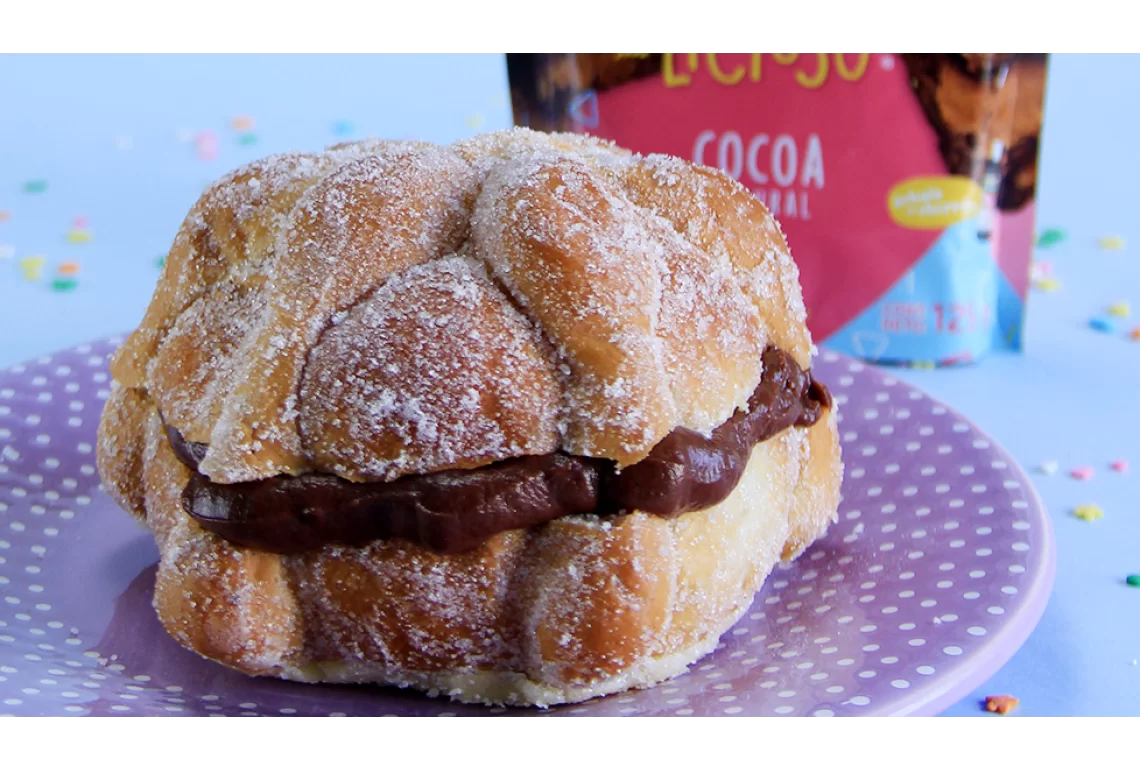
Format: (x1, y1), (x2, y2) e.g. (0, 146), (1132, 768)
(172, 346), (830, 555)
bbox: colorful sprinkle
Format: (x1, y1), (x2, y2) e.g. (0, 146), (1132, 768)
(230, 115), (256, 132)
(195, 131), (220, 161)
(237, 133), (258, 146)
(20, 255), (45, 280)
(984, 694), (1019, 715)
(0, 244), (14, 261)
(1029, 260), (1053, 281)
(332, 120), (354, 137)
(1131, 327), (1140, 341)
(1126, 575), (1140, 587)
(23, 180), (48, 194)
(1073, 504), (1104, 521)
(1111, 459), (1129, 472)
(0, 210), (10, 223)
(1032, 277), (1062, 293)
(50, 277), (78, 292)
(1037, 460), (1058, 475)
(1070, 466), (1095, 481)
(155, 255), (166, 269)
(66, 230), (92, 244)
(72, 216), (89, 229)
(1035, 229), (1066, 248)
(464, 113), (486, 130)
(1098, 234), (1127, 251)
(1107, 301), (1131, 318)
(57, 261), (81, 276)
(1089, 317), (1116, 333)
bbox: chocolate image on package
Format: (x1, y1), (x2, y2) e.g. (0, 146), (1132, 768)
(901, 54), (1047, 212)
(97, 128), (843, 708)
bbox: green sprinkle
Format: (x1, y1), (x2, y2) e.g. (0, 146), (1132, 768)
(155, 255), (166, 268)
(237, 133), (258, 146)
(50, 277), (78, 292)
(1127, 575), (1140, 587)
(23, 179), (48, 194)
(1036, 228), (1066, 248)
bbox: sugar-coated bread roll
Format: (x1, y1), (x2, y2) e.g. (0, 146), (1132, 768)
(97, 128), (842, 707)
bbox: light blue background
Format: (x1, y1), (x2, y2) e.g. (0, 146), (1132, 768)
(2, 54), (1138, 716)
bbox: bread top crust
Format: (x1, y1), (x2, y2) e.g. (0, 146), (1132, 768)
(109, 128), (811, 485)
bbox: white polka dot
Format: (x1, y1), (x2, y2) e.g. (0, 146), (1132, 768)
(1001, 586), (1018, 595)
(943, 646), (963, 656)
(848, 696), (871, 706)
(1012, 542), (1029, 552)
(969, 570), (985, 578)
(773, 706), (793, 714)
(908, 638), (926, 647)
(967, 626), (987, 636)
(891, 679), (911, 689)
(964, 591), (980, 600)
(917, 665), (935, 675)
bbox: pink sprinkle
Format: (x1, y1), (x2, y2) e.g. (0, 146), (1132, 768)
(1036, 260), (1053, 276)
(1111, 459), (1129, 473)
(194, 131), (219, 148)
(72, 216), (88, 229)
(197, 146), (219, 161)
(1070, 466), (1095, 481)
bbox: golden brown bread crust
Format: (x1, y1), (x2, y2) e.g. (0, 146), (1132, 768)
(97, 128), (842, 706)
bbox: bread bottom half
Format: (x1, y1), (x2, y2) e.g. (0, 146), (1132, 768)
(99, 387), (841, 708)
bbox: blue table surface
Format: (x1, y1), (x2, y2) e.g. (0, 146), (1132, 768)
(1, 54), (1137, 716)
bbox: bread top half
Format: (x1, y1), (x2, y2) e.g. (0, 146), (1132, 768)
(109, 128), (812, 485)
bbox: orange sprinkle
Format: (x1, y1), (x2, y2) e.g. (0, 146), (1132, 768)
(58, 261), (81, 276)
(230, 115), (255, 132)
(0, 210), (10, 223)
(985, 694), (1019, 715)
(1131, 327), (1140, 341)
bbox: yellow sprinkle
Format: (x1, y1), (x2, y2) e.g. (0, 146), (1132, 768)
(67, 230), (92, 244)
(20, 255), (46, 269)
(1108, 301), (1131, 318)
(1033, 277), (1062, 293)
(1073, 504), (1104, 522)
(911, 361), (935, 370)
(1098, 235), (1127, 251)
(464, 113), (486, 129)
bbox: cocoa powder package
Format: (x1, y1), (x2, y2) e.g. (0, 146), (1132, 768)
(507, 53), (1048, 366)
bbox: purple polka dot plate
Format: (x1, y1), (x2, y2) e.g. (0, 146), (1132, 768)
(0, 339), (1054, 716)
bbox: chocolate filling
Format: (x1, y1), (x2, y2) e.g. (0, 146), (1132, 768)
(173, 346), (830, 555)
